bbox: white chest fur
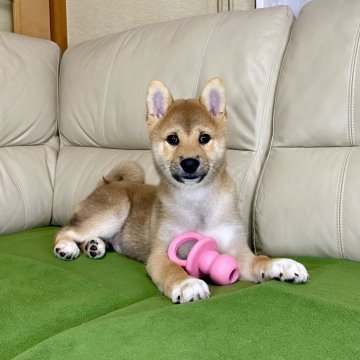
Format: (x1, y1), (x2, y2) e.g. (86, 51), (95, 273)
(158, 184), (246, 254)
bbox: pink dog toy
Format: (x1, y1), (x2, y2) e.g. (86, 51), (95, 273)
(168, 231), (240, 285)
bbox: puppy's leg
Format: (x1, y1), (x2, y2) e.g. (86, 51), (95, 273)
(237, 245), (309, 284)
(54, 202), (130, 261)
(54, 215), (116, 261)
(146, 247), (210, 304)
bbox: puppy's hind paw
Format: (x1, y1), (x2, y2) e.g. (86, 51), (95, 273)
(83, 238), (106, 259)
(171, 278), (210, 304)
(54, 240), (80, 260)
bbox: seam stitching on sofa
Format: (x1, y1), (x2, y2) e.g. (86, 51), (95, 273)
(99, 31), (133, 145)
(58, 48), (66, 148)
(51, 48), (62, 225)
(191, 12), (228, 97)
(336, 147), (353, 260)
(239, 9), (291, 205)
(55, 45), (61, 143)
(347, 21), (360, 146)
(2, 151), (29, 230)
(251, 9), (295, 252)
(43, 43), (61, 147)
(239, 8), (292, 247)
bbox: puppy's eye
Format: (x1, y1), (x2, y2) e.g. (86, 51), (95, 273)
(166, 134), (179, 146)
(199, 133), (211, 145)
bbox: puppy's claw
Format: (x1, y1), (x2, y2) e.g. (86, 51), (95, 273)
(171, 278), (210, 304)
(264, 259), (309, 284)
(54, 240), (80, 261)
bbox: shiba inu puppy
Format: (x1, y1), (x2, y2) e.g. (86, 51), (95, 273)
(54, 78), (309, 303)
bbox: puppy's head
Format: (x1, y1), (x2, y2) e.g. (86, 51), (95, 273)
(146, 78), (227, 187)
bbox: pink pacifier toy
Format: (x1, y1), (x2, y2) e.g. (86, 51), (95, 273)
(168, 231), (240, 285)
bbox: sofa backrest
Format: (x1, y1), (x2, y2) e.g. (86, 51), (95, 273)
(0, 32), (60, 235)
(52, 7), (294, 240)
(254, 0), (360, 260)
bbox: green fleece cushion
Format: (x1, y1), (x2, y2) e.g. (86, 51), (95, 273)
(1, 228), (360, 359)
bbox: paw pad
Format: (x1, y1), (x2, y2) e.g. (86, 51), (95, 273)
(83, 238), (106, 259)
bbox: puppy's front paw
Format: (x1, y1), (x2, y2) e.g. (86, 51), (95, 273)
(265, 259), (309, 284)
(171, 278), (210, 304)
(54, 240), (80, 260)
(83, 238), (106, 259)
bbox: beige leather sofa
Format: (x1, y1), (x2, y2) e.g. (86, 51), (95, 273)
(2, 0), (359, 261)
(1, 0), (359, 358)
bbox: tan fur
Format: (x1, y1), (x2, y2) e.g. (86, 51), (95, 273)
(54, 78), (308, 303)
(101, 161), (145, 185)
(146, 246), (189, 298)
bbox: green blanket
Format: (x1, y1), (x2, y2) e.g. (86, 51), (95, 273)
(1, 228), (359, 359)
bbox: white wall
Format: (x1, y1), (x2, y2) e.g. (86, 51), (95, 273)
(66, 0), (254, 46)
(0, 0), (12, 32)
(256, 0), (313, 17)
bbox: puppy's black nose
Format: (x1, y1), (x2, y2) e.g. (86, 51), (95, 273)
(180, 158), (200, 174)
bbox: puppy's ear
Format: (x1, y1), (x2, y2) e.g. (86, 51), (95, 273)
(146, 80), (173, 128)
(200, 78), (226, 120)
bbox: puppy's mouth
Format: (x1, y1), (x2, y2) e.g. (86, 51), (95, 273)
(172, 172), (207, 184)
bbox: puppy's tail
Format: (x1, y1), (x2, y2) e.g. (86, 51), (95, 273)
(99, 161), (145, 186)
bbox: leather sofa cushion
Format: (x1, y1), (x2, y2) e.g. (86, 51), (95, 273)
(0, 32), (59, 147)
(0, 141), (58, 234)
(59, 7), (293, 151)
(254, 0), (360, 260)
(0, 33), (59, 235)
